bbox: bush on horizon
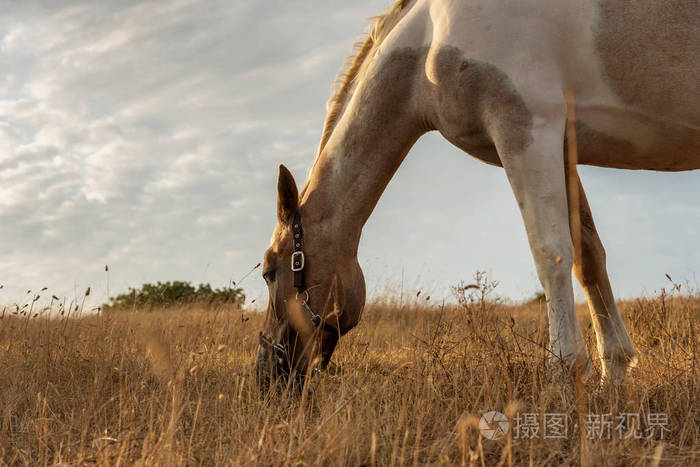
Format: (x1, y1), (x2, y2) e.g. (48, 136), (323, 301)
(103, 280), (244, 311)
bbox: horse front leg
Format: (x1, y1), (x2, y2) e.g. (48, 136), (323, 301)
(496, 117), (592, 380)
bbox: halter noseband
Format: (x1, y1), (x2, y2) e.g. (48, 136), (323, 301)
(291, 211), (339, 336)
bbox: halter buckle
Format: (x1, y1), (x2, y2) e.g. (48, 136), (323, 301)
(296, 290), (321, 326)
(291, 251), (305, 271)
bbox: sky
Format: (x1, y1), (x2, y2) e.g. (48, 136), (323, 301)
(1, 0), (698, 309)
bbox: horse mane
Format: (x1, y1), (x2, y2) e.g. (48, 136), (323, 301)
(316, 0), (413, 156)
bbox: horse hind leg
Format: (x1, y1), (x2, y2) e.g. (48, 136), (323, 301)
(567, 168), (638, 382)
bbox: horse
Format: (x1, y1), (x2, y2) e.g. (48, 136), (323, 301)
(255, 0), (699, 388)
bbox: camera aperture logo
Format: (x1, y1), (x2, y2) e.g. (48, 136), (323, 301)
(479, 411), (510, 440)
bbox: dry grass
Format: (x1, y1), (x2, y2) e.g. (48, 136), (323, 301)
(0, 284), (698, 465)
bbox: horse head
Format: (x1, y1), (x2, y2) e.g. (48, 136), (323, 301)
(255, 164), (365, 391)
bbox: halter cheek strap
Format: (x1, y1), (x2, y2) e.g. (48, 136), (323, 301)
(290, 211), (339, 336)
(291, 212), (305, 292)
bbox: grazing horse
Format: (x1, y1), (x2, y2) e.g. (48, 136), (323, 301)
(255, 0), (699, 387)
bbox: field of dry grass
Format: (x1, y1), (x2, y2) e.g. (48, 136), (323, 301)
(0, 281), (698, 465)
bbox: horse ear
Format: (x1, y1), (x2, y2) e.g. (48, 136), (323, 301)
(277, 164), (299, 223)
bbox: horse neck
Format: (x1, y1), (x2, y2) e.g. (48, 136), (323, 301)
(301, 96), (422, 251)
(300, 65), (425, 249)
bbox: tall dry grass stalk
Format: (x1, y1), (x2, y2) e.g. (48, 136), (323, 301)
(0, 285), (698, 465)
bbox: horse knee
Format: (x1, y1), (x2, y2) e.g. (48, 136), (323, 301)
(534, 241), (573, 288)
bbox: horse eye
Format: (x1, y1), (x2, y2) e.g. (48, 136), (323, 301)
(262, 269), (276, 282)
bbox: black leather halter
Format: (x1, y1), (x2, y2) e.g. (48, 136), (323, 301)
(291, 211), (339, 336)
(291, 212), (306, 292)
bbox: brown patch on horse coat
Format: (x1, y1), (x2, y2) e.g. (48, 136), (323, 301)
(594, 0), (700, 123)
(572, 121), (635, 166)
(426, 46), (533, 163)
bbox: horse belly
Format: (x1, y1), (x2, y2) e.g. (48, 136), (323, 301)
(575, 114), (700, 171)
